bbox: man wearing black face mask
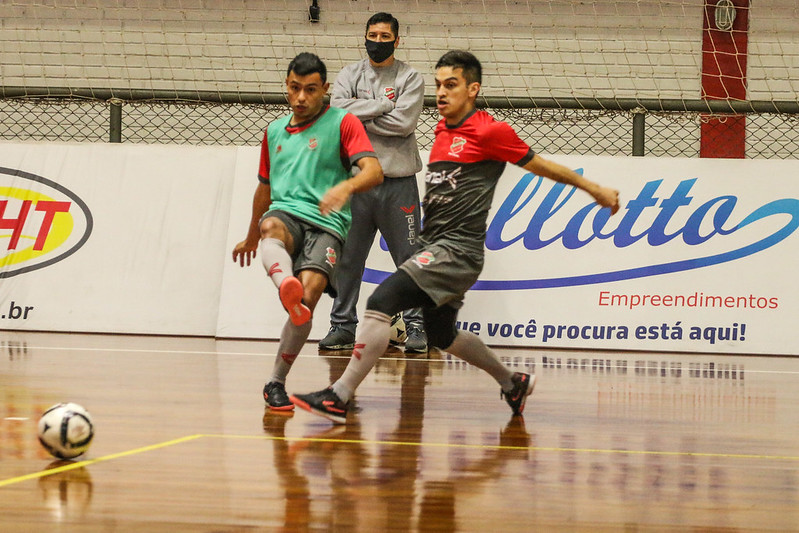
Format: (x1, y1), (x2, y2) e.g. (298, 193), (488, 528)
(320, 12), (428, 354)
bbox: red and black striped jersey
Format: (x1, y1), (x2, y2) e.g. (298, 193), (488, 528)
(422, 110), (534, 251)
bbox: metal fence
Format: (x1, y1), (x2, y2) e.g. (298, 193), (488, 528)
(1, 87), (798, 159)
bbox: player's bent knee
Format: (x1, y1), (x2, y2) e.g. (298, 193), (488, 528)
(423, 303), (459, 349)
(365, 291), (394, 317)
(259, 217), (287, 239)
(426, 329), (456, 350)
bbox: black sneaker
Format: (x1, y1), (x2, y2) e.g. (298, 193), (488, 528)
(404, 324), (428, 354)
(501, 372), (536, 416)
(290, 388), (348, 424)
(263, 381), (294, 411)
(318, 325), (355, 350)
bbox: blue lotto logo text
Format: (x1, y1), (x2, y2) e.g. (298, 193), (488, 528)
(364, 171), (799, 289)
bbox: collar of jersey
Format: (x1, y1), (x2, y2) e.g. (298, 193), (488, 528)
(445, 108), (477, 129)
(286, 105), (330, 133)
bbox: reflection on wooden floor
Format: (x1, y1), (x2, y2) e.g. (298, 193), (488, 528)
(1, 331), (798, 531)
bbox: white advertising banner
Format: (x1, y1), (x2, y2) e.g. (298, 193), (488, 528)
(0, 142), (237, 335)
(3, 142), (798, 356)
(219, 151), (799, 356)
(433, 154), (799, 355)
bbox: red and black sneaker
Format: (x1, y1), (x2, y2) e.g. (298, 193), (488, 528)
(501, 372), (536, 416)
(290, 388), (348, 424)
(263, 381), (294, 411)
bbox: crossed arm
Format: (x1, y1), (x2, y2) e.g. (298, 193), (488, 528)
(331, 67), (424, 138)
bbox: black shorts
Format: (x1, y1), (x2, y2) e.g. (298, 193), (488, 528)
(262, 209), (343, 296)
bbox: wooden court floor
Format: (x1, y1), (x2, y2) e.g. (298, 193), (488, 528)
(1, 331), (798, 532)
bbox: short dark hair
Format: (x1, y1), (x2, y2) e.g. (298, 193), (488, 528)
(286, 52), (327, 83)
(435, 50), (482, 85)
(366, 12), (399, 38)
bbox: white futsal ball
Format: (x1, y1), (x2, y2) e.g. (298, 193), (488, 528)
(389, 313), (408, 345)
(37, 402), (95, 460)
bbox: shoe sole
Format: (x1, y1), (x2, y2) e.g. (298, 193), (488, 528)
(279, 277), (311, 326)
(516, 374), (536, 415)
(404, 345), (428, 354)
(266, 403), (295, 411)
(290, 394), (347, 425)
(264, 390), (295, 411)
(318, 343), (355, 351)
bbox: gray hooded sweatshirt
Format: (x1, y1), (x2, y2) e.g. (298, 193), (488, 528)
(331, 58), (424, 178)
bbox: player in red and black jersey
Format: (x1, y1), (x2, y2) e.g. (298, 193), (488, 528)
(292, 50), (620, 424)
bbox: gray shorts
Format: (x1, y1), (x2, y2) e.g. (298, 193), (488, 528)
(398, 240), (484, 309)
(261, 209), (343, 295)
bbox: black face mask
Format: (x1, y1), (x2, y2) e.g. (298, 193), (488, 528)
(365, 39), (395, 63)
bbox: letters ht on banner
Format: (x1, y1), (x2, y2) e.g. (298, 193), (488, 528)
(0, 167), (93, 278)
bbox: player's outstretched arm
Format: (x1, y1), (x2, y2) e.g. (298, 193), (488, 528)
(522, 154), (620, 214)
(319, 156), (383, 216)
(232, 181), (271, 267)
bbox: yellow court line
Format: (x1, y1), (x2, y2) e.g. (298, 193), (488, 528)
(0, 434), (203, 488)
(4, 431), (797, 489)
(204, 433), (799, 462)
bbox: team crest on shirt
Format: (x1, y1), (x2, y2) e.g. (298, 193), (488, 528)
(448, 136), (467, 156)
(325, 247), (337, 267)
(384, 87), (396, 100)
(308, 137), (318, 150)
(412, 250), (436, 268)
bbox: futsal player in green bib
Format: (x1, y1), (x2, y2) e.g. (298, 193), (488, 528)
(232, 52), (383, 411)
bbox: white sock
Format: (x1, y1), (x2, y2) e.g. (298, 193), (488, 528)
(270, 318), (313, 383)
(331, 310), (392, 403)
(445, 331), (515, 391)
(260, 237), (292, 289)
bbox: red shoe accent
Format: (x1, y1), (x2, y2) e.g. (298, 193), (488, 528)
(267, 403), (295, 412)
(289, 395), (311, 411)
(279, 277), (311, 326)
(321, 401), (345, 414)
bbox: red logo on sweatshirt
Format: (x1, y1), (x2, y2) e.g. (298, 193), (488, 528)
(384, 87), (396, 100)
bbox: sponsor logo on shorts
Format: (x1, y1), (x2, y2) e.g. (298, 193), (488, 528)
(384, 87), (396, 100)
(412, 251), (435, 268)
(325, 246), (337, 267)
